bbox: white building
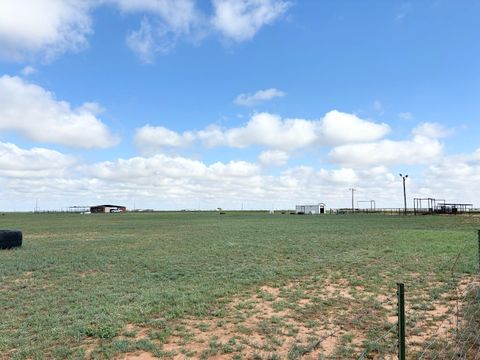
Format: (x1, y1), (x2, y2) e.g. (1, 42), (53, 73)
(295, 203), (326, 214)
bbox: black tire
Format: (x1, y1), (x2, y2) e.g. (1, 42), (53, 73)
(0, 230), (22, 249)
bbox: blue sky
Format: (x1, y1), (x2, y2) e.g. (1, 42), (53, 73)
(0, 0), (479, 211)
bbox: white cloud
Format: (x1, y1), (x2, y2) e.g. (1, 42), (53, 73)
(273, 166), (399, 206)
(110, 0), (200, 33)
(81, 154), (370, 208)
(126, 19), (156, 64)
(320, 167), (359, 184)
(0, 76), (119, 148)
(86, 154), (207, 180)
(122, 0), (292, 61)
(234, 88), (285, 106)
(329, 135), (443, 167)
(0, 142), (74, 178)
(421, 149), (480, 203)
(0, 0), (92, 62)
(20, 66), (37, 76)
(126, 18), (174, 64)
(198, 112), (318, 150)
(1, 147), (479, 211)
(259, 150), (288, 166)
(82, 150), (476, 210)
(412, 122), (451, 139)
(198, 110), (389, 150)
(212, 0), (290, 42)
(136, 110), (390, 153)
(117, 0), (292, 61)
(0, 0), (202, 63)
(134, 125), (195, 153)
(319, 110), (390, 145)
(0, 0), (291, 63)
(120, 0), (204, 61)
(209, 160), (260, 178)
(84, 155), (261, 185)
(426, 150), (480, 182)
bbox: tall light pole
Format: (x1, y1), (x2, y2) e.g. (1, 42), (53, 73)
(349, 188), (356, 213)
(399, 174), (408, 215)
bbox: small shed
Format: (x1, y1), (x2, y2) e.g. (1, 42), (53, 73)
(90, 205), (127, 213)
(295, 203), (326, 215)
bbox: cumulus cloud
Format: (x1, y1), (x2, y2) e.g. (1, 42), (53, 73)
(273, 166), (399, 206)
(86, 155), (260, 180)
(418, 149), (480, 203)
(200, 111), (389, 150)
(134, 125), (195, 153)
(135, 110), (390, 154)
(0, 142), (75, 178)
(212, 0), (290, 42)
(0, 0), (92, 62)
(198, 113), (318, 150)
(259, 150), (289, 166)
(110, 0), (200, 33)
(234, 88), (285, 106)
(328, 122), (451, 168)
(123, 0), (291, 61)
(120, 0), (204, 61)
(80, 154), (374, 209)
(0, 0), (203, 63)
(0, 76), (119, 148)
(126, 19), (159, 64)
(1, 147), (479, 211)
(0, 0), (292, 63)
(329, 133), (443, 167)
(319, 110), (390, 145)
(425, 150), (480, 184)
(412, 122), (452, 139)
(319, 167), (359, 184)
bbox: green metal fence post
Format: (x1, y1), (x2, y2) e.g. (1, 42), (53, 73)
(397, 283), (406, 360)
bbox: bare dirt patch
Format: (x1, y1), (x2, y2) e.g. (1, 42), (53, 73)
(407, 275), (480, 356)
(116, 352), (158, 360)
(123, 323), (150, 340)
(109, 273), (478, 359)
(84, 342), (98, 359)
(145, 276), (386, 358)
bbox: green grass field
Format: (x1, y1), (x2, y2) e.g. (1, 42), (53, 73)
(0, 212), (479, 359)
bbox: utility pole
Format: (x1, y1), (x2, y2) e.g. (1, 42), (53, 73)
(349, 188), (356, 213)
(399, 174), (408, 215)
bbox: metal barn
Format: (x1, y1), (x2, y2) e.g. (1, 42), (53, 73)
(90, 205), (127, 213)
(295, 203), (326, 215)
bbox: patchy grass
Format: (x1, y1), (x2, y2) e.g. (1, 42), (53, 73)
(0, 212), (479, 359)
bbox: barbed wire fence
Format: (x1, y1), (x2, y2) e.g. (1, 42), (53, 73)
(355, 230), (480, 360)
